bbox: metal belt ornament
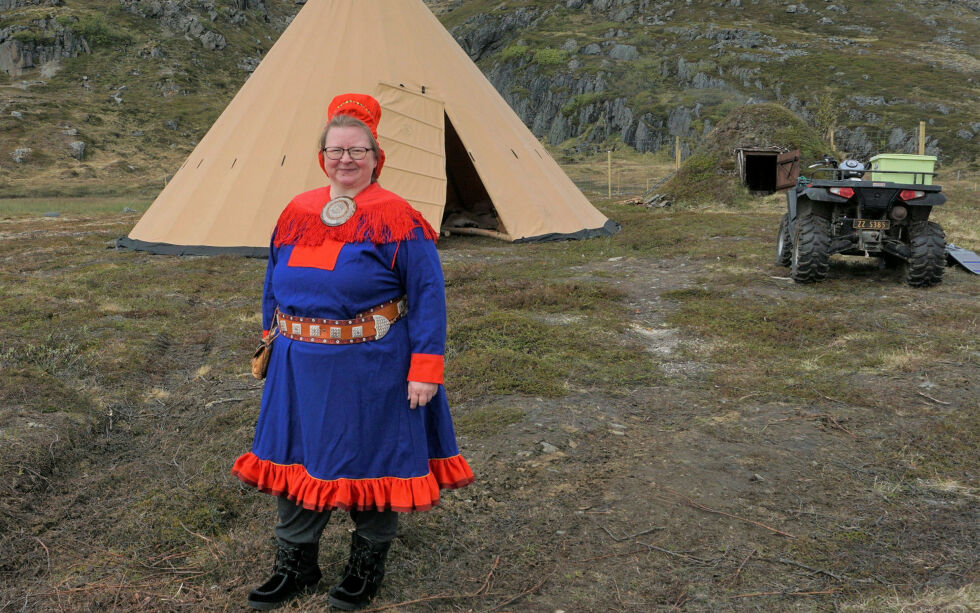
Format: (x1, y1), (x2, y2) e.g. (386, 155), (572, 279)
(276, 297), (407, 345)
(320, 196), (356, 226)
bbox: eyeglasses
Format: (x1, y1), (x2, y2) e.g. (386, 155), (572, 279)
(322, 146), (372, 160)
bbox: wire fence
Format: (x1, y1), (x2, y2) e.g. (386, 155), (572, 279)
(569, 168), (980, 200)
(571, 171), (678, 198)
(571, 178), (653, 198)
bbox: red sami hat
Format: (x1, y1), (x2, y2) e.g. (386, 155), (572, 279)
(319, 93), (386, 179)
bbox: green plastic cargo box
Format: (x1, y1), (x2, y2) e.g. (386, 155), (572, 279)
(869, 153), (936, 185)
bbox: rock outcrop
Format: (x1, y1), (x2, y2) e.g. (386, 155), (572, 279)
(117, 0), (236, 50)
(450, 7), (539, 60)
(0, 18), (90, 76)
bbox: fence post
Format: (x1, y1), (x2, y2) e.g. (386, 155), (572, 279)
(675, 136), (681, 169)
(607, 150), (611, 199)
(918, 121), (926, 155)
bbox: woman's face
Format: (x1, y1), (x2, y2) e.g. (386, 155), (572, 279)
(322, 126), (377, 195)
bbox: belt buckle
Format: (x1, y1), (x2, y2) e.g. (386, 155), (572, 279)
(373, 315), (391, 339)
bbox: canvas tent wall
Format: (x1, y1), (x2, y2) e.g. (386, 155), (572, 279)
(119, 0), (618, 256)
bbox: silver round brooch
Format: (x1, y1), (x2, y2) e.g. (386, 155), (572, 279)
(320, 196), (356, 226)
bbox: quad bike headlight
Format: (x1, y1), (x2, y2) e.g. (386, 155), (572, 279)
(889, 205), (908, 221)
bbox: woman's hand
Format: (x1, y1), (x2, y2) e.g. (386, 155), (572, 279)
(407, 381), (438, 409)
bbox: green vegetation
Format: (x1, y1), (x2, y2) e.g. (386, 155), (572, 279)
(561, 92), (607, 116)
(658, 152), (752, 207)
(532, 47), (568, 68)
(498, 42), (531, 62)
(10, 29), (56, 45)
(1, 187), (977, 609)
(73, 13), (134, 48)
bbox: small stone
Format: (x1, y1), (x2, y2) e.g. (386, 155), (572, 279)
(750, 473), (765, 482)
(69, 141), (86, 160)
(919, 381), (935, 389)
(11, 111), (22, 119)
(540, 441), (559, 454)
(610, 430), (626, 436)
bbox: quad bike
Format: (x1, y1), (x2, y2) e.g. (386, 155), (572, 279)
(776, 155), (947, 287)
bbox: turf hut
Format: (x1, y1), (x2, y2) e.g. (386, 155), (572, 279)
(119, 0), (618, 256)
(658, 104), (826, 206)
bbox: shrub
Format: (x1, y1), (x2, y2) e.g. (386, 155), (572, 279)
(499, 43), (530, 62)
(10, 30), (56, 46)
(532, 48), (567, 68)
(74, 14), (133, 49)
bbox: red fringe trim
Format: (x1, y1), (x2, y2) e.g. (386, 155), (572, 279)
(274, 184), (438, 247)
(231, 452), (474, 513)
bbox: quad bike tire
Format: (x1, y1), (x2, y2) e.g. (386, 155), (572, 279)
(904, 221), (945, 287)
(791, 214), (831, 284)
(776, 213), (792, 267)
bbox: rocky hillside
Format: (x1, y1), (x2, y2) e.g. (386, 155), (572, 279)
(1, 0), (978, 197)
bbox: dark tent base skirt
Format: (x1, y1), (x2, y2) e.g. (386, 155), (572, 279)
(514, 219), (621, 243)
(114, 236), (267, 258)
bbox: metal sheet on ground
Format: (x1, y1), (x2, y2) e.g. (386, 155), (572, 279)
(946, 243), (980, 274)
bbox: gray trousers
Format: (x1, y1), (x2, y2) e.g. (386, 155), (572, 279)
(274, 497), (399, 546)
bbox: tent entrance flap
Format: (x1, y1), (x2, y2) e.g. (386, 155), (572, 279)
(442, 118), (501, 236)
(375, 83), (448, 231)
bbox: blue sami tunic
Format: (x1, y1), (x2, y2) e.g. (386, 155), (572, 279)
(233, 183), (474, 512)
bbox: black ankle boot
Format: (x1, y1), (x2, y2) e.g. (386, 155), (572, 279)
(327, 533), (391, 611)
(247, 541), (322, 610)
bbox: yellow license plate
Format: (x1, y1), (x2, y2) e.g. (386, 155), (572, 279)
(853, 219), (890, 230)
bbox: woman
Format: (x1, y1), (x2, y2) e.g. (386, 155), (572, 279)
(232, 93), (474, 611)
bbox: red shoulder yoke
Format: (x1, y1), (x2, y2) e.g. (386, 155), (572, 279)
(274, 183), (438, 247)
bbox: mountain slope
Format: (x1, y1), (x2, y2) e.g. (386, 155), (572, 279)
(0, 0), (977, 198)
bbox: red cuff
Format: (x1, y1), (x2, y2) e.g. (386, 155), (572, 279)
(408, 353), (444, 384)
(262, 329), (269, 339)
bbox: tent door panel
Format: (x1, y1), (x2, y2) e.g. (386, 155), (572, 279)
(375, 83), (447, 229)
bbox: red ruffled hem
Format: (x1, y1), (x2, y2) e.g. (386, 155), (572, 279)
(231, 452), (474, 513)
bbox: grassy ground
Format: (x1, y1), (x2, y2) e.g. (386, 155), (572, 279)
(0, 181), (977, 611)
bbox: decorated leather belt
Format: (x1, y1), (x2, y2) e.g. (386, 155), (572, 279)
(277, 296), (407, 344)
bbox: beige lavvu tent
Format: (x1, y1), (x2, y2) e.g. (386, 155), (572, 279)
(120, 0), (618, 255)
